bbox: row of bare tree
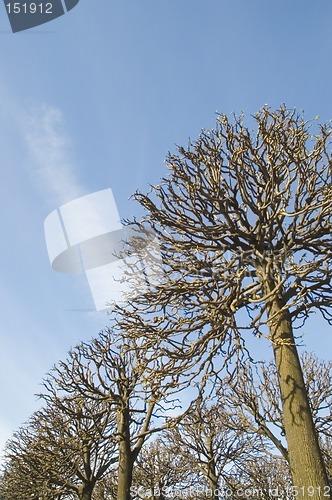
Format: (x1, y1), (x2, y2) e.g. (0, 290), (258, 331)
(1, 342), (332, 499)
(1, 105), (331, 499)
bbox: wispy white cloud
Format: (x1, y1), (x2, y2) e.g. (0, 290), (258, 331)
(22, 104), (84, 205)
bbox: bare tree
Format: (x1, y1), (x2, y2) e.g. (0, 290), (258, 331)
(0, 395), (117, 500)
(119, 105), (332, 497)
(92, 468), (118, 500)
(1, 434), (52, 500)
(218, 352), (332, 465)
(320, 437), (332, 480)
(228, 454), (292, 499)
(163, 398), (269, 500)
(43, 328), (184, 500)
(132, 438), (197, 500)
(1, 412), (77, 499)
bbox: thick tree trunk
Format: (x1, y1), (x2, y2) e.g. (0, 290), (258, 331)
(117, 407), (134, 500)
(80, 484), (94, 500)
(267, 296), (330, 499)
(117, 441), (133, 500)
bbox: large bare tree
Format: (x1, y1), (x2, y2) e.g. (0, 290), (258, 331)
(119, 106), (332, 497)
(43, 328), (184, 500)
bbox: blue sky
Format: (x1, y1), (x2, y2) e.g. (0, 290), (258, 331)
(0, 0), (331, 453)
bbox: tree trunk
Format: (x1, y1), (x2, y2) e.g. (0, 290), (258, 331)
(80, 483), (94, 500)
(206, 439), (219, 500)
(207, 475), (219, 500)
(117, 407), (134, 500)
(267, 295), (330, 499)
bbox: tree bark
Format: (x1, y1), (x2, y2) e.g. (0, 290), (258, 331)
(117, 407), (134, 500)
(80, 484), (94, 500)
(207, 474), (219, 500)
(206, 437), (219, 500)
(267, 295), (331, 499)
